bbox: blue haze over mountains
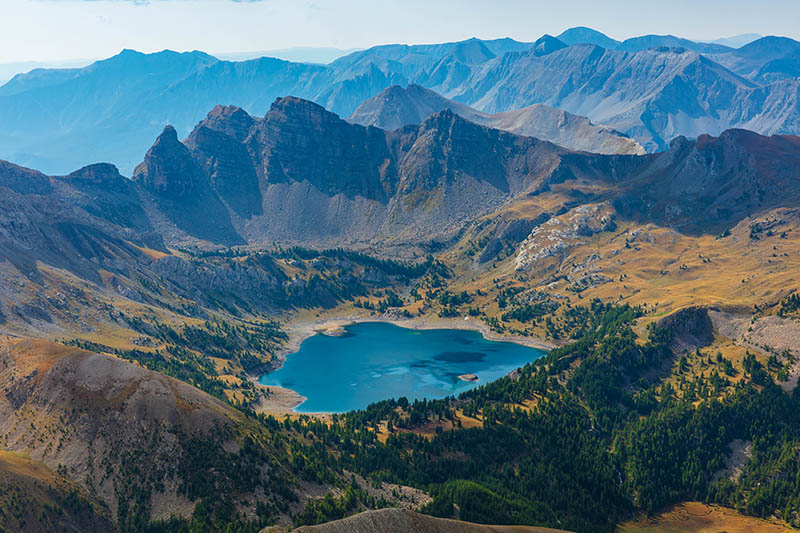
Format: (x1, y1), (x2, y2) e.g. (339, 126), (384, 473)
(1, 27), (799, 175)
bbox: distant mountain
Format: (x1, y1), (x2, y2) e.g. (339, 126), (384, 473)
(616, 34), (732, 54)
(348, 84), (644, 155)
(708, 33), (763, 48)
(556, 27), (620, 49)
(456, 45), (800, 151)
(710, 36), (800, 82)
(216, 46), (361, 64)
(0, 39), (538, 175)
(0, 57), (95, 86)
(2, 32), (800, 173)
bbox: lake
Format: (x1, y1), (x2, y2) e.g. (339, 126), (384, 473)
(259, 321), (546, 413)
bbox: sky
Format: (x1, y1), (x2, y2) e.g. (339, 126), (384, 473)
(2, 0), (800, 63)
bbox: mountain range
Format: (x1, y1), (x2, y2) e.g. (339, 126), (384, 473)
(2, 28), (799, 174)
(2, 95), (799, 291)
(3, 42), (800, 530)
(348, 84), (645, 155)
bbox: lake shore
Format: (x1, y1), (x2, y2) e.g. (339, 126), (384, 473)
(250, 312), (554, 415)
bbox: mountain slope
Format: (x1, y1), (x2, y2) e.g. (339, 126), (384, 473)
(458, 44), (800, 150)
(289, 508), (566, 533)
(0, 335), (296, 527)
(0, 450), (114, 532)
(348, 84), (645, 155)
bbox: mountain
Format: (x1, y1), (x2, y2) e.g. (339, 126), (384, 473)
(457, 44), (800, 151)
(710, 36), (800, 82)
(3, 96), (798, 263)
(0, 335), (295, 527)
(2, 95), (800, 530)
(348, 84), (645, 155)
(132, 98), (570, 246)
(556, 26), (620, 49)
(216, 46), (361, 64)
(708, 33), (763, 48)
(291, 508), (566, 532)
(3, 33), (800, 173)
(616, 34), (732, 54)
(0, 58), (94, 86)
(0, 39), (536, 175)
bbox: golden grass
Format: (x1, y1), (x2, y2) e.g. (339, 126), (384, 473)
(617, 501), (794, 532)
(0, 450), (59, 486)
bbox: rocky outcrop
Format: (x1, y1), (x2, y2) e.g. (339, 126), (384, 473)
(656, 306), (715, 354)
(65, 162), (123, 183)
(133, 125), (204, 199)
(515, 203), (617, 271)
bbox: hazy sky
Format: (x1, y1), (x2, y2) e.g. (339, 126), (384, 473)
(2, 0), (799, 63)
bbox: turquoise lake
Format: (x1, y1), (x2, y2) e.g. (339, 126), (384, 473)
(259, 321), (546, 413)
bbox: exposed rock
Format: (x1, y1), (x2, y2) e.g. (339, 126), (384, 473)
(133, 125), (204, 199)
(657, 306), (715, 354)
(515, 203), (617, 271)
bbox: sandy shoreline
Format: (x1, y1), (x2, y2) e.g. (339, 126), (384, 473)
(251, 312), (554, 415)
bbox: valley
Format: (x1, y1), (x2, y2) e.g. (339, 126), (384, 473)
(2, 16), (800, 533)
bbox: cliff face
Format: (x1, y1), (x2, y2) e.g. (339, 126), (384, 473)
(133, 125), (204, 199)
(6, 97), (800, 257)
(132, 97), (570, 246)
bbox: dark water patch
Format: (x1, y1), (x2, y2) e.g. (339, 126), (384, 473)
(433, 351), (488, 363)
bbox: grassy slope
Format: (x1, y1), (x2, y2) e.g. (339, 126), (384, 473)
(618, 501), (795, 532)
(0, 449), (114, 532)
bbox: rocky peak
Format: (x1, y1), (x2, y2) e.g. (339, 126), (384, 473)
(248, 96), (395, 199)
(132, 125), (204, 200)
(66, 163), (123, 183)
(531, 35), (568, 56)
(192, 105), (256, 143)
(265, 96), (341, 129)
(187, 125), (262, 217)
(0, 160), (53, 195)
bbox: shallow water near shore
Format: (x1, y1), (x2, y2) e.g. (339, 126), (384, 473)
(259, 321), (546, 413)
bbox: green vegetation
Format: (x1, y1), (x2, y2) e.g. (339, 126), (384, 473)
(53, 273), (800, 532)
(778, 292), (800, 316)
(268, 300), (800, 532)
(293, 476), (390, 527)
(65, 316), (286, 408)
